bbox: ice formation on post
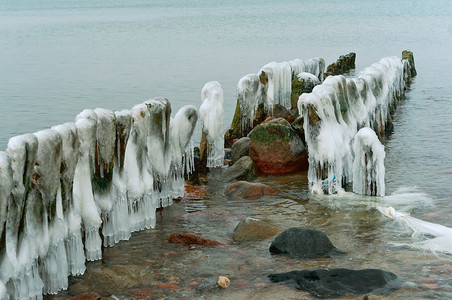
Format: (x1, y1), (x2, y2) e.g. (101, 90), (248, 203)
(170, 105), (198, 198)
(236, 57), (325, 135)
(74, 110), (103, 262)
(200, 81), (225, 168)
(5, 134), (43, 299)
(298, 53), (415, 195)
(109, 110), (132, 245)
(0, 152), (13, 300)
(352, 128), (385, 196)
(51, 123), (86, 276)
(0, 97), (198, 299)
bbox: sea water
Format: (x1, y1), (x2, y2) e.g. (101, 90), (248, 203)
(1, 0), (452, 298)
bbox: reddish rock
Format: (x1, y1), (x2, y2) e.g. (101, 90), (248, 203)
(249, 118), (308, 174)
(225, 181), (276, 200)
(157, 284), (179, 290)
(168, 233), (222, 246)
(70, 292), (102, 300)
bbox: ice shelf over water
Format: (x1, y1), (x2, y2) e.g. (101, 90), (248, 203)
(0, 98), (198, 299)
(236, 57), (325, 135)
(298, 54), (416, 195)
(378, 206), (452, 257)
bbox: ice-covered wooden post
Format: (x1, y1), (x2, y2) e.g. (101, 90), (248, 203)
(200, 81), (225, 168)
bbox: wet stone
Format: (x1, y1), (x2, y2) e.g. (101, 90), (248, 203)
(168, 233), (222, 246)
(268, 268), (402, 298)
(269, 228), (344, 258)
(225, 181), (276, 200)
(70, 292), (102, 300)
(232, 217), (282, 242)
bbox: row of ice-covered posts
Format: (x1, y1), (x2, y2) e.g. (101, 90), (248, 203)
(0, 98), (203, 298)
(0, 50), (416, 299)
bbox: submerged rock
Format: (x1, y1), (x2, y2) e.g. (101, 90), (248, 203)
(168, 233), (222, 246)
(249, 118), (308, 174)
(269, 228), (344, 258)
(231, 137), (250, 164)
(223, 156), (255, 182)
(70, 292), (102, 300)
(196, 277), (220, 293)
(268, 268), (401, 298)
(225, 181), (276, 200)
(233, 217), (282, 242)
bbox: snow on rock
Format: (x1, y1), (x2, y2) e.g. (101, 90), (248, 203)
(352, 128), (385, 196)
(298, 54), (415, 195)
(200, 81), (224, 168)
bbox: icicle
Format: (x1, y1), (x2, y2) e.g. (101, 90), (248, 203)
(259, 61), (292, 109)
(40, 240), (68, 295)
(73, 115), (102, 261)
(143, 98), (172, 177)
(200, 81), (224, 168)
(34, 129), (70, 295)
(352, 128), (385, 196)
(169, 105), (198, 198)
(64, 231), (85, 276)
(237, 74), (260, 133)
(110, 110), (132, 244)
(84, 228), (102, 261)
(92, 108), (117, 247)
(51, 123), (86, 275)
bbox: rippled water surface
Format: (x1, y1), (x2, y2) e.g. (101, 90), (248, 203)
(1, 0), (452, 298)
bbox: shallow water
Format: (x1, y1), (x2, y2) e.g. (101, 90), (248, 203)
(1, 0), (452, 299)
(45, 171), (452, 299)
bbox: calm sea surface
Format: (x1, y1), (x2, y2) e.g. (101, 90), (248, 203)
(1, 0), (452, 298)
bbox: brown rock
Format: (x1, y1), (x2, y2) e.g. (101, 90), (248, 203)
(272, 104), (296, 123)
(225, 181), (276, 200)
(70, 292), (102, 300)
(168, 233), (222, 246)
(232, 217), (283, 242)
(249, 118), (308, 174)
